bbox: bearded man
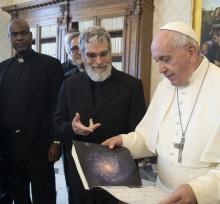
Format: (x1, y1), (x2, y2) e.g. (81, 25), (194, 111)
(53, 26), (146, 204)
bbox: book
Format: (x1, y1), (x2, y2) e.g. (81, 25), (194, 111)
(71, 141), (142, 190)
(71, 141), (168, 204)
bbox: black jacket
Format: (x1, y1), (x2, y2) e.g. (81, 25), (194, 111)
(54, 68), (146, 144)
(0, 50), (64, 157)
(53, 67), (146, 203)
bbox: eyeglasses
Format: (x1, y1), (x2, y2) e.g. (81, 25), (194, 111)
(85, 50), (110, 61)
(70, 46), (80, 53)
(10, 31), (31, 38)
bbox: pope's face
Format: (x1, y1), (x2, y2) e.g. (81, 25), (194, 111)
(151, 31), (193, 86)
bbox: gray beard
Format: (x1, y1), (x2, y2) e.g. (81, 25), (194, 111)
(85, 64), (112, 82)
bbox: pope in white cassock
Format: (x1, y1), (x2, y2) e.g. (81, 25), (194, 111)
(103, 21), (220, 204)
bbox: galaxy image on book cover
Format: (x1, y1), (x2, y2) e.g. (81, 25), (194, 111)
(75, 141), (142, 187)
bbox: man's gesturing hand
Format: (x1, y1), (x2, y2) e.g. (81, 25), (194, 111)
(72, 112), (101, 135)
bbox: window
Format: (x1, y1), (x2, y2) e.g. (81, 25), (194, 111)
(40, 25), (57, 58)
(30, 27), (37, 51)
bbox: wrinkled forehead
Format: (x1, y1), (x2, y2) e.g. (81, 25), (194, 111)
(71, 35), (80, 46)
(85, 40), (109, 52)
(152, 31), (173, 49)
(151, 31), (177, 59)
(9, 20), (30, 33)
(87, 35), (108, 46)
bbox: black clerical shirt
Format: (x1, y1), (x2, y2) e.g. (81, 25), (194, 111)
(89, 76), (110, 110)
(2, 50), (34, 129)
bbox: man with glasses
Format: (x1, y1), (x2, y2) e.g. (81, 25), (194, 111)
(0, 18), (63, 204)
(62, 31), (84, 79)
(54, 26), (146, 204)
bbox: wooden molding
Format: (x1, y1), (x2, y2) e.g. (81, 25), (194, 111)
(127, 0), (142, 16)
(2, 0), (66, 12)
(127, 0), (154, 16)
(2, 0), (69, 19)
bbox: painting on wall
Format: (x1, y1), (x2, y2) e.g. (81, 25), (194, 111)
(193, 0), (220, 67)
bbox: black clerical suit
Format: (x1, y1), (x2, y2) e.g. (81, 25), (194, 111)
(0, 152), (12, 204)
(0, 50), (64, 204)
(54, 68), (146, 204)
(62, 59), (78, 73)
(62, 59), (84, 79)
(62, 59), (84, 204)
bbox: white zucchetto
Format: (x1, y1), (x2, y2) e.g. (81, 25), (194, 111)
(160, 21), (197, 42)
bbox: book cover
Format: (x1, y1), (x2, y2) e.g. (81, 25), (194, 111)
(71, 141), (142, 190)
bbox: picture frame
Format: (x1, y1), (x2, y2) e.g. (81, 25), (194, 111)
(192, 0), (202, 43)
(193, 0), (220, 66)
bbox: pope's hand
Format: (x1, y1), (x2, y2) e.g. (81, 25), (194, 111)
(102, 135), (123, 149)
(72, 112), (101, 135)
(159, 184), (198, 204)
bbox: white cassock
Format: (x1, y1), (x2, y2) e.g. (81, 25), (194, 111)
(122, 56), (220, 204)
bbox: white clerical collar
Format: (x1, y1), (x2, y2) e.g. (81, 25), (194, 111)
(17, 58), (24, 63)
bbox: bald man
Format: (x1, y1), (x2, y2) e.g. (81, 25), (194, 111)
(0, 19), (64, 204)
(103, 21), (220, 204)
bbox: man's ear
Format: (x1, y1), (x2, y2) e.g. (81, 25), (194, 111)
(188, 44), (198, 62)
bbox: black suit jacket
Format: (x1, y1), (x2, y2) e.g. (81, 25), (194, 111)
(62, 60), (83, 79)
(54, 68), (146, 144)
(0, 50), (64, 158)
(62, 59), (77, 74)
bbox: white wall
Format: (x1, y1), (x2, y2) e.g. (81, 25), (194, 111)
(0, 1), (12, 61)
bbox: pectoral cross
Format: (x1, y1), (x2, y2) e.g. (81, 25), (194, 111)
(174, 137), (185, 163)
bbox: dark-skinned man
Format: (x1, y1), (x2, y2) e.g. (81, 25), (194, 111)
(0, 18), (64, 204)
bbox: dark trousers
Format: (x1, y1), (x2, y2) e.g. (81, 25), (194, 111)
(0, 194), (13, 204)
(0, 158), (13, 204)
(62, 144), (74, 204)
(1, 131), (56, 204)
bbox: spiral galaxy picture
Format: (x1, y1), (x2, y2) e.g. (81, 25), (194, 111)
(72, 141), (142, 189)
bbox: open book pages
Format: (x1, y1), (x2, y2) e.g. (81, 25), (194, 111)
(72, 141), (169, 203)
(100, 186), (169, 204)
(71, 141), (142, 190)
